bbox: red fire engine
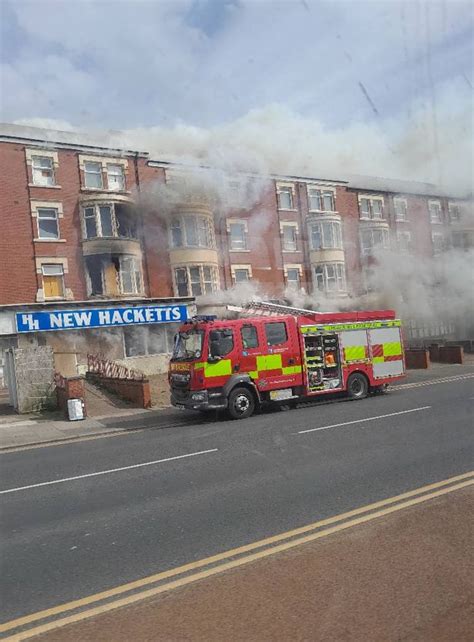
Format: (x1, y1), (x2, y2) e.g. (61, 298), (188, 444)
(169, 302), (406, 419)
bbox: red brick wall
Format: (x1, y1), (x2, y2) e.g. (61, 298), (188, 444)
(0, 143), (38, 303)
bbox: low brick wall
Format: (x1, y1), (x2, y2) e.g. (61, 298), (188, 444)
(439, 345), (464, 364)
(405, 349), (430, 369)
(87, 373), (151, 408)
(56, 376), (87, 417)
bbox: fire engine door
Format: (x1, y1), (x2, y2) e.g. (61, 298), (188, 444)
(256, 319), (301, 391)
(238, 323), (262, 379)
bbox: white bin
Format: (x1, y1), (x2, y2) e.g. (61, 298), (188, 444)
(67, 398), (85, 421)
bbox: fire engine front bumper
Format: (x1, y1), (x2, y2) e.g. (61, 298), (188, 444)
(170, 388), (227, 411)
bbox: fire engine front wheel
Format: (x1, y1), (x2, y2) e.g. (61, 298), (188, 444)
(228, 387), (256, 420)
(347, 373), (369, 400)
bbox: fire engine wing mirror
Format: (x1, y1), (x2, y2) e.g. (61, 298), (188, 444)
(207, 355), (221, 363)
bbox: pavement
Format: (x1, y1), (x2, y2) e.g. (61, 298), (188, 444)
(0, 369), (473, 636)
(31, 485), (474, 642)
(0, 360), (473, 451)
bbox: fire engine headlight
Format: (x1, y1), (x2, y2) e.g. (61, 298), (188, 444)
(172, 373), (190, 383)
(191, 391), (208, 402)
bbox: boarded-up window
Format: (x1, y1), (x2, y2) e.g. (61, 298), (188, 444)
(42, 264), (64, 298)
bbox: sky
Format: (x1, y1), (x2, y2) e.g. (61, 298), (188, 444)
(1, 0), (473, 191)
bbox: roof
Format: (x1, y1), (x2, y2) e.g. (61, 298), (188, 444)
(0, 123), (148, 157)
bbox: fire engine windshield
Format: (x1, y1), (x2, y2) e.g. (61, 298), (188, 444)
(172, 329), (204, 361)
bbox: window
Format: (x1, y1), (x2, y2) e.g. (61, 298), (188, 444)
(41, 264), (64, 298)
(229, 221), (248, 251)
(84, 161), (103, 189)
(359, 197), (384, 220)
(82, 203), (137, 239)
(452, 231), (469, 250)
(209, 329), (234, 358)
(448, 203), (461, 223)
(360, 227), (390, 255)
(124, 324), (179, 357)
(32, 156), (55, 186)
(233, 267), (251, 283)
(394, 198), (407, 221)
(277, 186), (294, 209)
(429, 201), (442, 223)
(107, 164), (125, 191)
(37, 208), (59, 239)
(174, 265), (218, 297)
(120, 257), (142, 294)
(432, 233), (444, 255)
(286, 267), (301, 290)
(170, 216), (214, 248)
(397, 231), (411, 252)
(309, 220), (342, 250)
(281, 224), (297, 251)
(314, 263), (346, 293)
(308, 188), (335, 212)
(241, 325), (259, 349)
(265, 322), (288, 346)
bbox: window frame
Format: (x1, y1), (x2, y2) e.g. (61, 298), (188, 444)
(31, 155), (56, 187)
(241, 325), (259, 349)
(277, 185), (295, 210)
(106, 163), (126, 192)
(313, 262), (347, 294)
(41, 263), (65, 299)
(81, 202), (137, 240)
(309, 220), (343, 250)
(431, 232), (444, 255)
(173, 265), (219, 297)
(394, 198), (408, 222)
(170, 215), (215, 249)
(84, 161), (104, 189)
(37, 207), (60, 240)
(360, 226), (390, 255)
(358, 196), (385, 221)
(231, 264), (252, 284)
(119, 256), (143, 295)
(307, 187), (336, 213)
(429, 201), (443, 224)
(123, 323), (180, 358)
(397, 230), (411, 252)
(227, 219), (248, 251)
(265, 322), (288, 346)
(448, 203), (461, 223)
(281, 222), (298, 252)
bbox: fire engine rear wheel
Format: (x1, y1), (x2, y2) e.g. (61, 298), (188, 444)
(228, 387), (256, 420)
(347, 373), (369, 400)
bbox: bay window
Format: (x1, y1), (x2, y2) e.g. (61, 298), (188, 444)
(170, 215), (215, 249)
(360, 227), (390, 255)
(309, 220), (342, 250)
(82, 202), (137, 239)
(174, 265), (218, 297)
(313, 263), (346, 293)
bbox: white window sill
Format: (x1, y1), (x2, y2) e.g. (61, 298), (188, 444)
(34, 238), (67, 243)
(395, 218), (408, 223)
(282, 249), (300, 253)
(44, 297), (66, 301)
(229, 248), (250, 252)
(308, 210), (339, 215)
(278, 208), (298, 212)
(29, 183), (62, 189)
(430, 220), (443, 225)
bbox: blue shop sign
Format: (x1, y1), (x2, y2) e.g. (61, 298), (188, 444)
(16, 304), (189, 333)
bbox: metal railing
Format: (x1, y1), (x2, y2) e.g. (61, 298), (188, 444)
(87, 354), (145, 381)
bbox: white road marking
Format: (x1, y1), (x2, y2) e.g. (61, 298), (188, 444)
(395, 373), (474, 390)
(0, 448), (218, 495)
(297, 406), (432, 435)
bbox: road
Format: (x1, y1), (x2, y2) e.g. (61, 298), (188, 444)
(1, 371), (473, 633)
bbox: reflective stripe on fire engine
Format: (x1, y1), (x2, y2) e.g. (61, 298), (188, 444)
(301, 320), (401, 334)
(194, 359), (233, 378)
(343, 346), (366, 362)
(256, 354), (282, 371)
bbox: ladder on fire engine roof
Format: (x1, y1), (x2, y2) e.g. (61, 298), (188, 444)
(226, 300), (323, 318)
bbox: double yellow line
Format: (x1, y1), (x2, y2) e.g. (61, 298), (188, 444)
(2, 471), (472, 641)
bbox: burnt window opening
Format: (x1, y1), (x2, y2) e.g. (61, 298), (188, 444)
(85, 254), (143, 297)
(82, 202), (138, 240)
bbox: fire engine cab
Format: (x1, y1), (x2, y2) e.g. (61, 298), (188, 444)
(169, 302), (406, 419)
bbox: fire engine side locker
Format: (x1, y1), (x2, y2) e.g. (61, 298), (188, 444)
(368, 327), (405, 378)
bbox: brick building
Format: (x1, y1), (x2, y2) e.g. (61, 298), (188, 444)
(0, 124), (472, 382)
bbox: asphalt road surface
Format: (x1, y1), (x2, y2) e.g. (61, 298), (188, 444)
(1, 372), (473, 626)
